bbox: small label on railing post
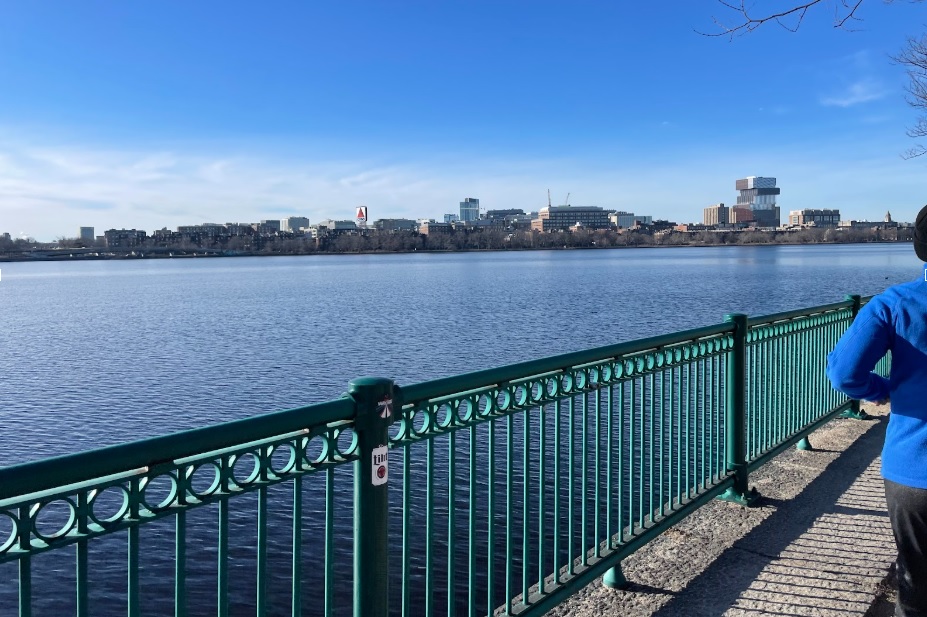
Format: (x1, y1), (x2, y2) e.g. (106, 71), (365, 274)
(377, 395), (392, 419)
(371, 445), (388, 486)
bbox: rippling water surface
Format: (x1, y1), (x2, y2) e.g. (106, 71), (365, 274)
(0, 244), (918, 614)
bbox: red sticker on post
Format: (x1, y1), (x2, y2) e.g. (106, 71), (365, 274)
(371, 445), (388, 486)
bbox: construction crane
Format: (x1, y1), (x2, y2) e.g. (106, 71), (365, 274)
(564, 193), (571, 206)
(547, 189), (552, 208)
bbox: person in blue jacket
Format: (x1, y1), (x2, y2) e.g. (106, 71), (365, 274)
(827, 204), (927, 617)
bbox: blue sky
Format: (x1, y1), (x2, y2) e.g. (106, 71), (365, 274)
(1, 1), (926, 240)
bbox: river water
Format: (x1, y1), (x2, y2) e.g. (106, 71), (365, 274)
(0, 244), (919, 615)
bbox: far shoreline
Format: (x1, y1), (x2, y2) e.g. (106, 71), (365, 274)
(0, 238), (914, 264)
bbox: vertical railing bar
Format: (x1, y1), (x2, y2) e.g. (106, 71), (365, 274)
(714, 354), (720, 482)
(18, 504), (32, 617)
(218, 497), (229, 617)
(174, 465), (188, 617)
(669, 366), (676, 512)
(505, 414), (514, 614)
(744, 344), (756, 461)
(700, 357), (707, 490)
(553, 398), (561, 584)
(487, 417), (496, 613)
(568, 396), (575, 576)
(402, 445), (411, 617)
(719, 353), (725, 481)
(325, 467), (334, 617)
(448, 431), (457, 617)
(594, 385), (601, 558)
(680, 361), (692, 500)
(77, 491), (89, 617)
(175, 509), (187, 617)
(763, 337), (770, 454)
(427, 438), (435, 617)
(291, 474), (302, 617)
(522, 403), (530, 606)
(539, 400), (547, 594)
(616, 380), (626, 544)
(630, 377), (637, 534)
(712, 354), (717, 481)
(257, 483), (268, 617)
(658, 369), (665, 519)
(776, 335), (783, 445)
(128, 477), (140, 617)
(647, 371), (654, 524)
(469, 423), (477, 617)
(581, 388), (588, 566)
(606, 383), (614, 548)
(748, 343), (755, 460)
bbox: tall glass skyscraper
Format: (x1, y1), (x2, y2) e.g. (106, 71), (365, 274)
(735, 177), (780, 227)
(459, 198), (480, 222)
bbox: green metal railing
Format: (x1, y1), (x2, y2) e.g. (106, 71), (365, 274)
(0, 295), (890, 616)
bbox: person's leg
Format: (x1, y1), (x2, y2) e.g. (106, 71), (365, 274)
(885, 479), (927, 617)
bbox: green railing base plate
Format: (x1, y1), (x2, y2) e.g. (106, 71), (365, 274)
(796, 437), (812, 451)
(838, 409), (872, 420)
(717, 486), (760, 507)
(602, 564), (628, 590)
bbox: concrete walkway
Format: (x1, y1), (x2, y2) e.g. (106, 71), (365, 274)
(549, 403), (898, 617)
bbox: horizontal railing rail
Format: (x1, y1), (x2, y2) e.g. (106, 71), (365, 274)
(0, 294), (890, 616)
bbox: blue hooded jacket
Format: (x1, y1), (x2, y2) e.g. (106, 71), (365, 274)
(827, 269), (927, 488)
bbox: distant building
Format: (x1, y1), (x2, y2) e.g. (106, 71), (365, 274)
(885, 210), (893, 223)
(736, 176), (780, 227)
(675, 224), (714, 232)
(79, 227), (95, 241)
(373, 218), (417, 231)
(315, 220), (357, 231)
(459, 198), (480, 223)
(420, 221), (452, 234)
(178, 223), (224, 237)
(532, 205), (611, 231)
(703, 204), (729, 226)
(103, 229), (147, 248)
(224, 223), (254, 236)
(789, 209), (840, 227)
(730, 206), (755, 224)
(281, 217), (311, 233)
(610, 211), (652, 228)
(484, 209), (525, 221)
(443, 213), (460, 224)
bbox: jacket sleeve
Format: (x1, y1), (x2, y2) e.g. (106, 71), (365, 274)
(826, 298), (892, 402)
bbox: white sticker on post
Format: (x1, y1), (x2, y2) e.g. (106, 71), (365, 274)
(371, 445), (388, 486)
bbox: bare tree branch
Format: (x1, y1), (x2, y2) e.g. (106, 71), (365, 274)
(697, 0), (866, 37)
(894, 32), (927, 157)
(700, 0), (927, 160)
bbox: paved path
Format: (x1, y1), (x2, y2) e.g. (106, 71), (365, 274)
(549, 403), (897, 617)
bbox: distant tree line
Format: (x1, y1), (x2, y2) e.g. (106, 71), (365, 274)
(0, 226), (912, 261)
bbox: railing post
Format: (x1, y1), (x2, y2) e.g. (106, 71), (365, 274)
(839, 295), (870, 420)
(719, 313), (759, 506)
(349, 377), (395, 617)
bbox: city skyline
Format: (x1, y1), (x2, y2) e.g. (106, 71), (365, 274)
(2, 3), (927, 240)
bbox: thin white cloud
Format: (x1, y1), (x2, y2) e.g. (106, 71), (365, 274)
(820, 79), (887, 107)
(0, 130), (924, 239)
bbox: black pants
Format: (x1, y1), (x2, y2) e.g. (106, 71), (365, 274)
(885, 479), (927, 617)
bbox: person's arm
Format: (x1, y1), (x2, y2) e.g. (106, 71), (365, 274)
(826, 299), (892, 402)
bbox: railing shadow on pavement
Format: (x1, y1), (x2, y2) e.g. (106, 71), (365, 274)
(647, 413), (894, 617)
